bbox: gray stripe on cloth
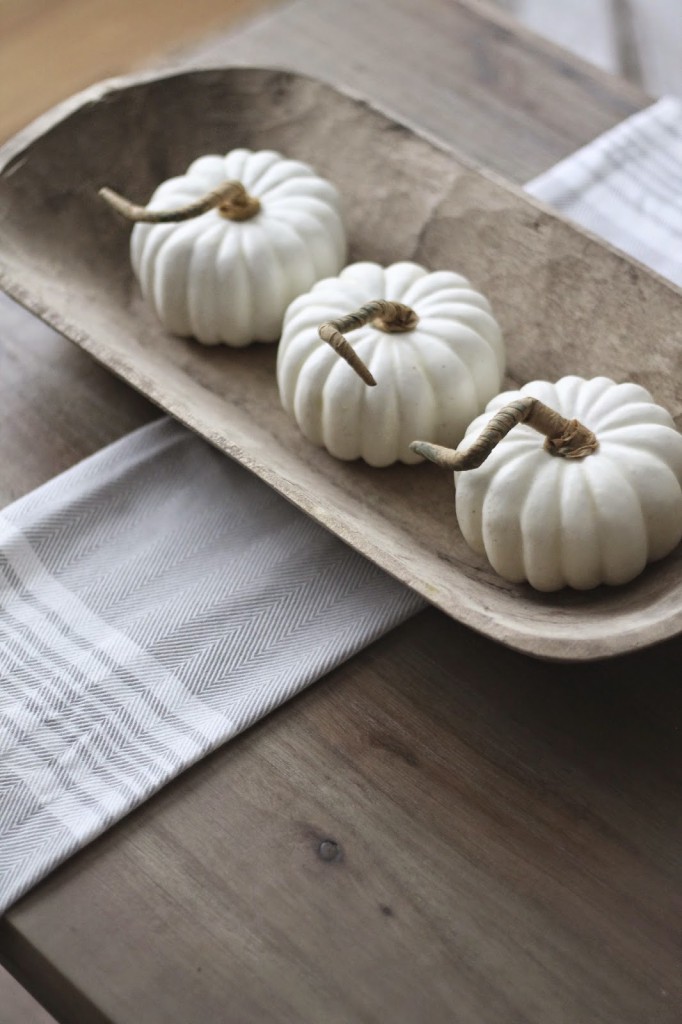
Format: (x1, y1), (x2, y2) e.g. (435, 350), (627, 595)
(0, 419), (424, 910)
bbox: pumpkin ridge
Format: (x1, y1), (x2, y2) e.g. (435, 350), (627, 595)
(415, 288), (493, 315)
(329, 272), (387, 310)
(351, 326), (382, 381)
(241, 150), (289, 191)
(151, 220), (214, 337)
(265, 196), (338, 219)
(150, 217), (208, 278)
(584, 455), (648, 585)
(408, 332), (481, 442)
(214, 228), (254, 347)
(259, 221), (292, 340)
(222, 147), (251, 184)
(520, 379), (561, 414)
(188, 153), (233, 184)
(148, 228), (193, 335)
(387, 328), (437, 459)
(554, 375), (585, 418)
(270, 217), (322, 287)
(410, 351), (440, 451)
(417, 297), (498, 322)
(589, 380), (654, 421)
(599, 443), (682, 559)
(263, 219), (318, 305)
(133, 221), (171, 300)
(417, 301), (502, 357)
(418, 316), (502, 370)
(285, 301), (360, 337)
(590, 403), (676, 433)
(400, 270), (470, 305)
(457, 442), (542, 481)
(388, 330), (405, 464)
(239, 222), (274, 341)
(410, 287), (491, 309)
(338, 262), (387, 294)
(571, 376), (615, 421)
(301, 347), (345, 446)
(366, 334), (401, 465)
(187, 220), (226, 343)
(150, 185), (207, 208)
(384, 261), (427, 302)
(598, 436), (682, 479)
(415, 324), (499, 405)
(410, 328), (471, 376)
(557, 457), (598, 590)
(519, 457), (566, 590)
(479, 449), (546, 581)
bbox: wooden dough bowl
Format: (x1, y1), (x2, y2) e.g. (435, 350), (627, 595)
(1, 66), (681, 660)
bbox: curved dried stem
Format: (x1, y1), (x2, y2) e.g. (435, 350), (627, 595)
(318, 300), (419, 387)
(98, 180), (261, 223)
(410, 396), (599, 469)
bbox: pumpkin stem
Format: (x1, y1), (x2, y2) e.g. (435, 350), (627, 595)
(98, 180), (261, 223)
(318, 300), (419, 388)
(410, 396), (599, 469)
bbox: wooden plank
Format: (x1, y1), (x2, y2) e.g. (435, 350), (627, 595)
(0, 293), (157, 504)
(2, 610), (681, 1023)
(185, 0), (649, 184)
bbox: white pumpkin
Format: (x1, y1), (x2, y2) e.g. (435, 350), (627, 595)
(411, 375), (682, 591)
(277, 261), (505, 467)
(100, 148), (346, 346)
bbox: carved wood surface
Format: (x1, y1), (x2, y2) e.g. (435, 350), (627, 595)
(1, 66), (680, 660)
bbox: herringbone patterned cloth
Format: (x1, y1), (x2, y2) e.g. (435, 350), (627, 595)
(0, 421), (424, 910)
(2, 95), (682, 913)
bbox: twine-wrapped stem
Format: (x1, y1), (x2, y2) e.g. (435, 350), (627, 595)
(410, 396), (599, 469)
(319, 300), (419, 387)
(98, 180), (261, 223)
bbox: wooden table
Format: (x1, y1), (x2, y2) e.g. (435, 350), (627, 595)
(2, 2), (681, 1022)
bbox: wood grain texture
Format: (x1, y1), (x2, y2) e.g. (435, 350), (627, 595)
(2, 4), (681, 1024)
(0, 293), (158, 503)
(1, 67), (680, 660)
(186, 0), (649, 184)
(2, 611), (682, 1024)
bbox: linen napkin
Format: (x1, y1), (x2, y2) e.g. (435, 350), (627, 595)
(527, 96), (682, 285)
(0, 420), (424, 910)
(2, 95), (682, 914)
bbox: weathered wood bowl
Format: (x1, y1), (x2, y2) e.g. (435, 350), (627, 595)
(1, 66), (681, 660)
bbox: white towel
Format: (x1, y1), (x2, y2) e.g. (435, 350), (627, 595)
(2, 96), (682, 913)
(0, 421), (423, 909)
(527, 96), (682, 284)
